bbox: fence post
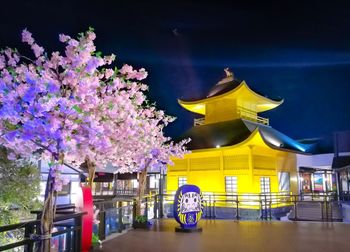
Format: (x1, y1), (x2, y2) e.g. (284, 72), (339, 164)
(99, 210), (106, 240)
(118, 201), (124, 233)
(159, 193), (164, 219)
(294, 195), (298, 221)
(132, 198), (137, 222)
(213, 200), (216, 219)
(153, 194), (158, 219)
(208, 195), (212, 218)
(75, 214), (82, 252)
(24, 223), (34, 252)
(236, 194), (239, 220)
(259, 194), (263, 220)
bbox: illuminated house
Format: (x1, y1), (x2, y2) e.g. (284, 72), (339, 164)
(167, 69), (314, 209)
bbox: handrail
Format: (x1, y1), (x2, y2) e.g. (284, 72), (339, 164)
(237, 106), (269, 125)
(0, 211), (86, 251)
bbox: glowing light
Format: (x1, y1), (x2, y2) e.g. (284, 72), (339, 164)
(216, 145), (220, 148)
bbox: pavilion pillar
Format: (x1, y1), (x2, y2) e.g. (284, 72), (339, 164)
(248, 145), (255, 189)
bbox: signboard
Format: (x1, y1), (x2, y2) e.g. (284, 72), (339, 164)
(301, 173), (311, 193)
(313, 173), (324, 192)
(173, 184), (203, 229)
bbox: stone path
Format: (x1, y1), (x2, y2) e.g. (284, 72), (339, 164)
(98, 219), (350, 252)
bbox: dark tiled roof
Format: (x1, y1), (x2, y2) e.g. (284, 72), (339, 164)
(178, 119), (314, 154)
(206, 79), (242, 98)
(180, 78), (282, 103)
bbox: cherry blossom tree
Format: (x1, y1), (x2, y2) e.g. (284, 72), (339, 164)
(0, 28), (145, 250)
(0, 28), (189, 250)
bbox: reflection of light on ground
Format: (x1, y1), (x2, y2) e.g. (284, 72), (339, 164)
(101, 219), (350, 251)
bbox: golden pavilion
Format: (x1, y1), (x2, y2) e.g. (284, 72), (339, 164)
(166, 69), (313, 206)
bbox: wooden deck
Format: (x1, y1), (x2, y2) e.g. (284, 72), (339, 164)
(97, 219), (350, 252)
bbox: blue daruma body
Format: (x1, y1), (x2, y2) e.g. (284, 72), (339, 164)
(174, 184), (203, 229)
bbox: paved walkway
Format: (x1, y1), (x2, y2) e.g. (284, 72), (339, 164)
(99, 219), (350, 252)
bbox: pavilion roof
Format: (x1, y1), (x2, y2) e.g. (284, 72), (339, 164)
(178, 80), (283, 115)
(176, 118), (314, 154)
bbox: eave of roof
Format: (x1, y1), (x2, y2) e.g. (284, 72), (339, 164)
(177, 119), (313, 154)
(178, 81), (284, 115)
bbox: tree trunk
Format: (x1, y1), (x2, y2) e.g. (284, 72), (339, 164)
(40, 170), (55, 252)
(86, 156), (96, 188)
(39, 153), (63, 252)
(136, 168), (148, 216)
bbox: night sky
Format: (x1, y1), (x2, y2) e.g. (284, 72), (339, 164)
(1, 1), (350, 151)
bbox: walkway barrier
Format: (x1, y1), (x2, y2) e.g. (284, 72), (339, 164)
(0, 206), (85, 251)
(141, 191), (344, 222)
(93, 199), (133, 241)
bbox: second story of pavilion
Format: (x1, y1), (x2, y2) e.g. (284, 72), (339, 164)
(178, 69), (283, 126)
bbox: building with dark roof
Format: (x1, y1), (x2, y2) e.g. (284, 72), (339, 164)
(167, 69), (315, 208)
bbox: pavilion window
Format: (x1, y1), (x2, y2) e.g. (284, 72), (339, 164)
(278, 172), (290, 192)
(178, 177), (187, 187)
(225, 176), (238, 194)
(149, 174), (159, 190)
(260, 177), (270, 194)
(340, 170), (348, 192)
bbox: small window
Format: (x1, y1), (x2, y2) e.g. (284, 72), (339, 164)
(225, 176), (238, 193)
(178, 177), (187, 187)
(260, 177), (270, 194)
(278, 172), (290, 192)
(149, 174), (159, 189)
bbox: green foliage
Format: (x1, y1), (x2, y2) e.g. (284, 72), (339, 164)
(91, 233), (100, 245)
(135, 215), (148, 223)
(0, 147), (41, 227)
(72, 104), (83, 114)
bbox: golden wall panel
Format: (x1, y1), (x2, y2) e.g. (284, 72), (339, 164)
(190, 157), (220, 171)
(223, 155), (249, 170)
(253, 169), (276, 176)
(254, 155), (275, 170)
(170, 159), (187, 171)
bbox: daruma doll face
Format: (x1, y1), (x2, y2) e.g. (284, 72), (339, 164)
(180, 192), (201, 213)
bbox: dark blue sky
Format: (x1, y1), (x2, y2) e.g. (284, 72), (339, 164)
(1, 1), (350, 150)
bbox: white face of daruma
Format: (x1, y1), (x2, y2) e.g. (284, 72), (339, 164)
(180, 192), (201, 214)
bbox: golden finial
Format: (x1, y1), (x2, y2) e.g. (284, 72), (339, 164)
(224, 68), (234, 78)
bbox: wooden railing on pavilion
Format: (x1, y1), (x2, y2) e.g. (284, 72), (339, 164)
(237, 106), (269, 125)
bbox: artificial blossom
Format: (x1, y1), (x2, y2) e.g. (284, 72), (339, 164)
(0, 28), (189, 250)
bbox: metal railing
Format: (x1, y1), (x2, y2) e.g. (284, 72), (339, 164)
(192, 107), (270, 126)
(139, 191), (344, 222)
(114, 189), (138, 196)
(93, 199), (134, 241)
(237, 106), (269, 125)
(0, 206), (85, 251)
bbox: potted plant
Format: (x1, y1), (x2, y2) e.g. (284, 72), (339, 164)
(91, 233), (102, 251)
(132, 215), (152, 229)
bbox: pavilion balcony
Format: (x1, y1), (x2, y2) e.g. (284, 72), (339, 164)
(237, 106), (269, 125)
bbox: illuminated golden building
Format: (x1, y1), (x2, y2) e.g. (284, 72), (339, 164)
(167, 70), (313, 205)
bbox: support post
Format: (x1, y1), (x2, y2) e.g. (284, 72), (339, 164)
(98, 211), (106, 240)
(118, 201), (123, 233)
(75, 214), (82, 252)
(24, 223), (34, 252)
(132, 198), (136, 223)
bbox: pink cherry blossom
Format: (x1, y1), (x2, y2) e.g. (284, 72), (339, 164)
(0, 28), (190, 198)
(21, 29), (34, 45)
